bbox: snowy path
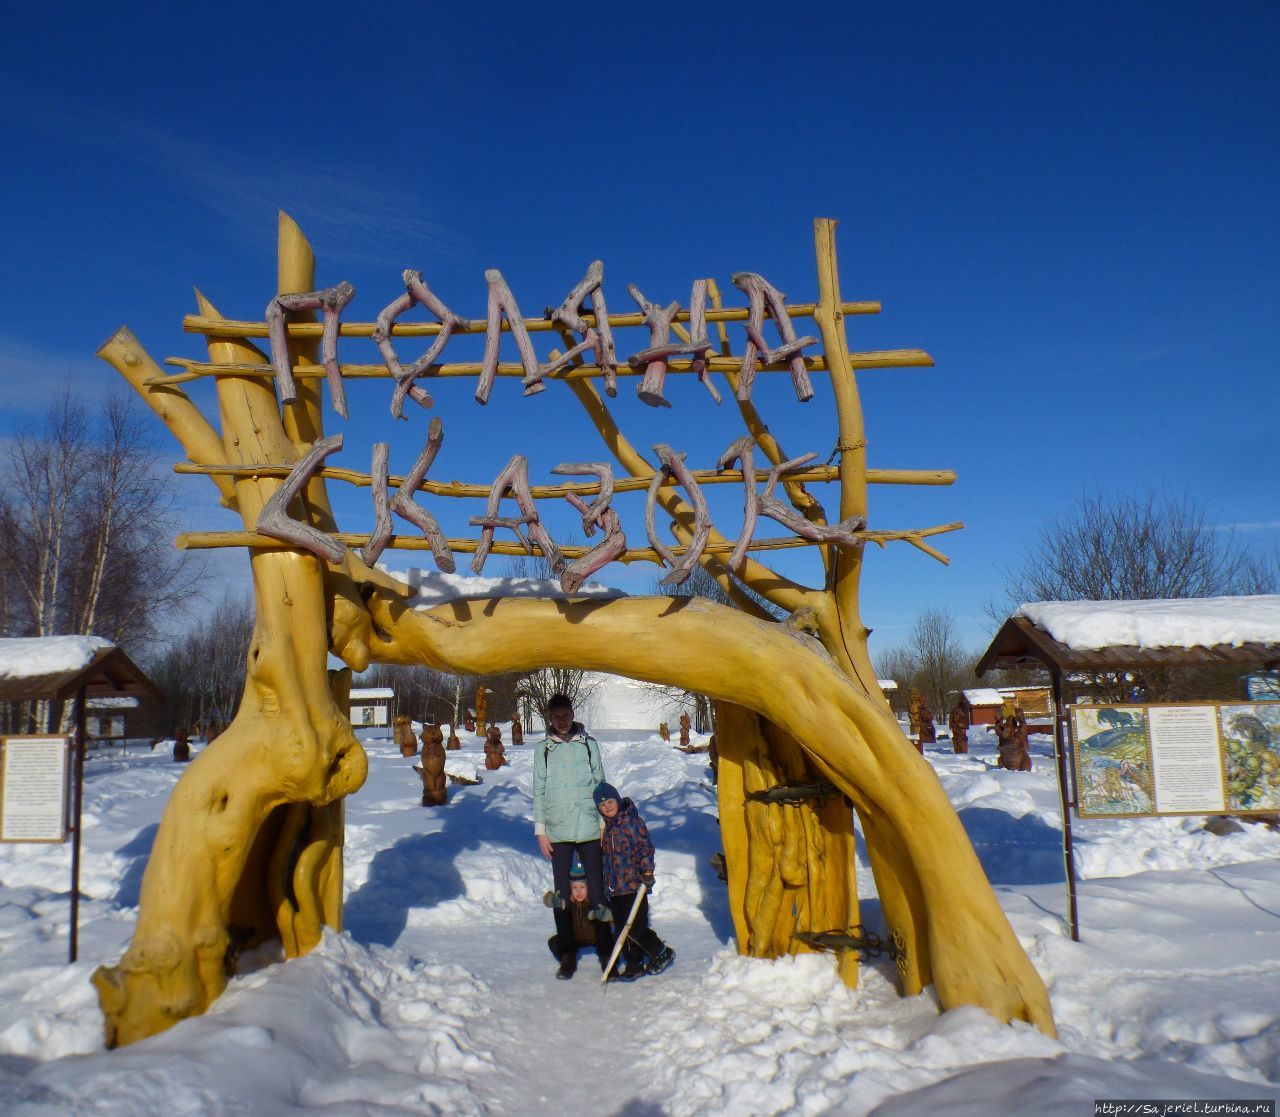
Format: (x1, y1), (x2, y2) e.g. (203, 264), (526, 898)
(3, 726), (1280, 1115)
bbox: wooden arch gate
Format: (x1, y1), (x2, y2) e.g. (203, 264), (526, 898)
(90, 214), (1054, 1047)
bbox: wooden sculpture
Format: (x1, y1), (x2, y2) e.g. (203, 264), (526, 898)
(475, 685), (488, 735)
(394, 714), (418, 757)
(918, 704), (936, 748)
(463, 710), (475, 733)
(659, 721), (670, 742)
(679, 712), (692, 747)
(511, 716), (523, 746)
(90, 214), (1053, 1048)
(172, 728), (191, 763)
(907, 687), (922, 738)
(995, 709), (1032, 772)
(948, 705), (969, 755)
(415, 723), (448, 806)
(446, 724), (461, 750)
(483, 725), (507, 770)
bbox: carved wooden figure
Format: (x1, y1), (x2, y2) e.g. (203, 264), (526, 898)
(917, 704), (936, 749)
(415, 723), (448, 806)
(658, 721), (670, 742)
(464, 710), (476, 733)
(394, 714), (418, 758)
(446, 724), (462, 750)
(511, 716), (523, 746)
(90, 213), (1053, 1049)
(907, 688), (922, 737)
(483, 725), (507, 770)
(475, 685), (488, 735)
(679, 712), (692, 747)
(995, 709), (1033, 772)
(172, 728), (191, 763)
(948, 705), (969, 755)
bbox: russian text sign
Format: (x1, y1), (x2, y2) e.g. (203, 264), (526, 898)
(0, 736), (71, 843)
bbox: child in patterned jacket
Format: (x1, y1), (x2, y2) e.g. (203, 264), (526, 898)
(594, 781), (675, 981)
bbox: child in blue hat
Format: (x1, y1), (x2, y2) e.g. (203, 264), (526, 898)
(544, 857), (616, 980)
(594, 782), (674, 980)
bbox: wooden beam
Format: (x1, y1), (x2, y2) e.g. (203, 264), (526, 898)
(151, 349), (934, 386)
(181, 300), (883, 341)
(172, 461), (957, 492)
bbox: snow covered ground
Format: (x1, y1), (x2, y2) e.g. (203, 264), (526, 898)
(1, 722), (1278, 1115)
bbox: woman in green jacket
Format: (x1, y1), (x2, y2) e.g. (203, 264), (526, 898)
(534, 693), (610, 977)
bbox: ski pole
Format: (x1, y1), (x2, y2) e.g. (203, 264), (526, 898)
(600, 881), (648, 986)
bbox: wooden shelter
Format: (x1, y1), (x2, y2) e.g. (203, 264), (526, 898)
(0, 639), (160, 961)
(977, 613), (1280, 679)
(976, 599), (1280, 941)
(0, 642), (160, 733)
(348, 687), (393, 728)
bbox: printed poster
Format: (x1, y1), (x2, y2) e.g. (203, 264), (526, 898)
(1, 736), (71, 843)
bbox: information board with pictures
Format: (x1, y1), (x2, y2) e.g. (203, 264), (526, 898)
(1069, 702), (1280, 818)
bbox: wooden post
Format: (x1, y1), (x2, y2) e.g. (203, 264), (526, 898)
(1050, 666), (1080, 940)
(69, 686), (87, 963)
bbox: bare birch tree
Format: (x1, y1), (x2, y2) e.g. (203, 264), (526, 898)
(0, 386), (198, 646)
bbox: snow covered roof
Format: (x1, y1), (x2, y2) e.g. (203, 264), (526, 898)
(1015, 596), (1280, 651)
(979, 596), (1280, 677)
(350, 688), (394, 700)
(0, 636), (115, 681)
(877, 679), (898, 690)
(963, 688), (1004, 707)
(384, 567), (626, 609)
(0, 638), (160, 704)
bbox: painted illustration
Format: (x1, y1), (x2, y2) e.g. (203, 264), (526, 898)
(1071, 706), (1154, 817)
(1220, 703), (1280, 811)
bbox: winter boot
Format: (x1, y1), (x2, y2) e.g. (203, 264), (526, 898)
(644, 946), (675, 976)
(617, 962), (644, 982)
(556, 952), (578, 980)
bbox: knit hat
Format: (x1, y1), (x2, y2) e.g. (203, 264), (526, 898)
(593, 782), (620, 806)
(569, 860), (586, 881)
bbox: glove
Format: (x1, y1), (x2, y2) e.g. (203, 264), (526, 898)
(543, 890), (566, 910)
(640, 874), (656, 893)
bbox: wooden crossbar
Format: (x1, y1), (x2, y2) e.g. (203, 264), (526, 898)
(181, 299), (881, 340)
(173, 521), (963, 563)
(171, 462), (957, 492)
(150, 349), (933, 386)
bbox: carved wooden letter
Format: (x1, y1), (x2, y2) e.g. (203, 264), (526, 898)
(477, 270), (542, 405)
(266, 282), (356, 416)
(389, 417), (455, 573)
(255, 434), (347, 563)
(372, 269), (466, 418)
(731, 272), (817, 403)
(469, 455), (563, 573)
(552, 462), (627, 593)
(759, 453), (865, 544)
(529, 261), (619, 397)
(644, 444), (712, 585)
(717, 436), (758, 572)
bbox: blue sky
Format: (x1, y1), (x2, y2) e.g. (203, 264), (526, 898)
(1, 1), (1276, 657)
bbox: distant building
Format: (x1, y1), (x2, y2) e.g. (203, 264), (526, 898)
(349, 687), (393, 728)
(86, 695), (141, 747)
(878, 679), (899, 712)
(960, 688), (1004, 727)
(996, 685), (1054, 729)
